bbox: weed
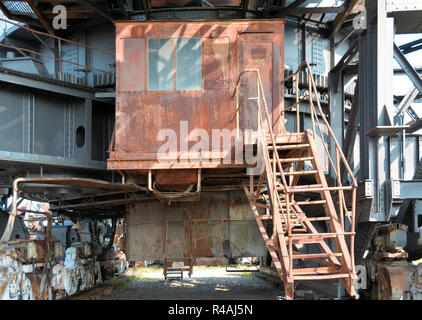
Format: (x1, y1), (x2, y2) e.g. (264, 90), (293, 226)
(109, 277), (131, 289)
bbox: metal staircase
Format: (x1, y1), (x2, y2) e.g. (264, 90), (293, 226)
(233, 62), (358, 300)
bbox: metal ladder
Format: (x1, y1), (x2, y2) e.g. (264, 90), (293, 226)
(233, 62), (358, 300)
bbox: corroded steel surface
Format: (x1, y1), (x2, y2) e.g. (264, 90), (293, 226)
(377, 260), (415, 300)
(125, 191), (266, 261)
(109, 20), (285, 172)
(406, 263), (422, 300)
(0, 243), (104, 300)
(0, 219), (128, 300)
(150, 0), (241, 7)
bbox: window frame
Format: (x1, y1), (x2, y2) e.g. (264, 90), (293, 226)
(146, 37), (204, 92)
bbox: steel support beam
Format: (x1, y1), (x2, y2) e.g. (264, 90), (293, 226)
(278, 0), (307, 16)
(342, 80), (359, 184)
(400, 38), (422, 55)
(406, 118), (422, 134)
(241, 0), (249, 17)
(115, 0), (129, 19)
(394, 43), (422, 96)
(0, 151), (106, 170)
(142, 0), (151, 19)
(30, 31), (55, 54)
(0, 67), (95, 99)
(386, 1), (422, 13)
(85, 98), (93, 161)
(395, 87), (419, 123)
(77, 0), (114, 22)
(0, 1), (12, 18)
(330, 42), (358, 92)
(395, 157), (422, 223)
(328, 34), (344, 181)
(330, 0), (360, 36)
(392, 180), (422, 200)
(358, 0), (395, 222)
(26, 0), (54, 34)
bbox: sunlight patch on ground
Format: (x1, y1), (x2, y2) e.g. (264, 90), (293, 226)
(169, 280), (196, 288)
(214, 284), (230, 292)
(123, 265), (259, 280)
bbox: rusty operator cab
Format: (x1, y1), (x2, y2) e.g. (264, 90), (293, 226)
(109, 20), (285, 194)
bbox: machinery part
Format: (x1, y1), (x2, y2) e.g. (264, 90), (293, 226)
(374, 223), (408, 257)
(358, 223), (421, 300)
(354, 222), (377, 265)
(405, 263), (422, 300)
(355, 265), (367, 290)
(377, 260), (415, 300)
(0, 247), (36, 300)
(0, 210), (30, 241)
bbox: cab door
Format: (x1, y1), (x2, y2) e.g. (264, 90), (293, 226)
(237, 33), (275, 134)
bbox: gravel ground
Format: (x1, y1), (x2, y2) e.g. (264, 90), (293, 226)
(72, 266), (285, 300)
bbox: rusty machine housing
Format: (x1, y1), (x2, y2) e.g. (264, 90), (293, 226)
(109, 20), (285, 269)
(0, 208), (127, 299)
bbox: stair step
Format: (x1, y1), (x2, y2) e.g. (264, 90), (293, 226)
(280, 170), (317, 176)
(280, 220), (303, 225)
(276, 184), (322, 191)
(255, 202), (270, 209)
(260, 214), (304, 226)
(267, 143), (310, 151)
(292, 252), (343, 259)
(266, 133), (306, 145)
(280, 222), (304, 227)
(292, 266), (341, 275)
(258, 215), (272, 220)
(290, 232), (354, 244)
(280, 200), (327, 206)
(293, 273), (350, 281)
(305, 216), (331, 221)
(276, 185), (353, 193)
(270, 156), (314, 163)
(290, 232), (347, 239)
(278, 214), (302, 220)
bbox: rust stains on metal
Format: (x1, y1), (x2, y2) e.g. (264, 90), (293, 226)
(377, 260), (415, 300)
(110, 20), (285, 177)
(126, 191), (264, 261)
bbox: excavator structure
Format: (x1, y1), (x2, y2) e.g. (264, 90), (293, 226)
(0, 0), (421, 300)
(108, 20), (357, 299)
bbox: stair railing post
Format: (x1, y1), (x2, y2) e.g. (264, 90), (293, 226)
(305, 61), (357, 188)
(286, 193), (293, 281)
(235, 85), (240, 140)
(257, 74), (261, 132)
(296, 75), (300, 133)
(336, 147), (344, 230)
(308, 71), (317, 139)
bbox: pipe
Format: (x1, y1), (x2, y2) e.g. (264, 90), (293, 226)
(0, 177), (27, 249)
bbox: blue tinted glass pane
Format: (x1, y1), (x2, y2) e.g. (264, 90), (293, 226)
(176, 38), (202, 90)
(148, 38), (174, 91)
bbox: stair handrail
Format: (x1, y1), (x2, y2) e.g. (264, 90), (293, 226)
(231, 69), (290, 194)
(283, 61), (358, 189)
(232, 69), (293, 277)
(233, 63), (358, 275)
(283, 61), (357, 273)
